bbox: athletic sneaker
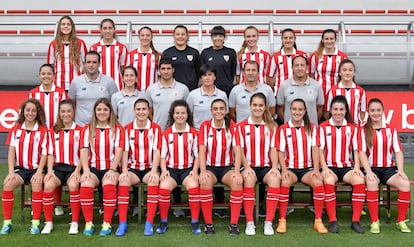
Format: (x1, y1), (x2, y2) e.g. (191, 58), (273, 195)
(99, 222), (112, 236)
(55, 206), (64, 216)
(370, 221), (380, 234)
(313, 219), (328, 234)
(173, 208), (186, 218)
(144, 221), (154, 236)
(83, 222), (94, 236)
(245, 222), (256, 236)
(204, 224), (215, 235)
(41, 222), (53, 234)
(229, 224), (240, 235)
(351, 222), (364, 234)
(286, 207), (295, 216)
(276, 218), (286, 233)
(258, 207), (266, 218)
(396, 221), (411, 233)
(214, 209), (229, 218)
(0, 220), (12, 234)
(263, 221), (274, 236)
(115, 222), (127, 236)
(328, 221), (339, 233)
(191, 222), (201, 234)
(156, 222), (169, 234)
(30, 220), (41, 235)
(68, 222), (79, 234)
(132, 206), (139, 217)
(98, 208), (104, 215)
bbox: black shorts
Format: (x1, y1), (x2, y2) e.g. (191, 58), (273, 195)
(371, 167), (398, 185)
(290, 168), (313, 182)
(206, 166), (233, 183)
(168, 168), (192, 185)
(251, 167), (272, 183)
(329, 167), (353, 182)
(90, 167), (110, 183)
(129, 168), (151, 181)
(54, 164), (77, 185)
(14, 167), (45, 185)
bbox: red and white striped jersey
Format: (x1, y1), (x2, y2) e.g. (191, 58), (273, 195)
(235, 117), (276, 168)
(124, 119), (162, 171)
(127, 47), (160, 92)
(309, 48), (348, 97)
(90, 40), (128, 91)
(268, 48), (307, 94)
(6, 122), (50, 170)
(237, 47), (271, 84)
(47, 38), (88, 90)
(325, 82), (366, 125)
(198, 119), (237, 167)
(28, 85), (68, 129)
(277, 120), (318, 169)
(161, 123), (198, 169)
(318, 119), (357, 168)
(50, 122), (82, 166)
(357, 125), (402, 168)
(80, 124), (125, 170)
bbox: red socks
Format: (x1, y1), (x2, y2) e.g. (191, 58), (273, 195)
(80, 186), (94, 223)
(243, 187), (255, 222)
(1, 190), (14, 220)
(397, 191), (411, 222)
(265, 187), (280, 222)
(188, 188), (200, 222)
(31, 190), (43, 220)
(278, 186), (290, 219)
(351, 184), (365, 222)
(200, 189), (213, 224)
(69, 190), (80, 223)
(158, 188), (171, 221)
(146, 186), (159, 224)
(366, 190), (379, 222)
(42, 191), (54, 222)
(230, 190), (243, 225)
(313, 185), (325, 219)
(324, 184), (336, 222)
(103, 184), (117, 224)
(117, 186), (130, 223)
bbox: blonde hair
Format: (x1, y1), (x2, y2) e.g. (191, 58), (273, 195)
(237, 25), (259, 56)
(250, 93), (277, 132)
(88, 98), (120, 144)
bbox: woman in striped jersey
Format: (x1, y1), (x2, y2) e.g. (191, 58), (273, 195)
(358, 98), (411, 234)
(79, 98), (124, 236)
(115, 98), (162, 237)
(198, 98), (242, 235)
(236, 26), (271, 85)
(1, 99), (49, 235)
(319, 96), (365, 234)
(236, 92), (280, 236)
(90, 18), (128, 91)
(41, 99), (83, 234)
(47, 15), (87, 91)
(276, 98), (327, 234)
(127, 26), (160, 92)
(156, 100), (201, 235)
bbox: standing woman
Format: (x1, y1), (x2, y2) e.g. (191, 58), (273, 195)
(79, 98), (124, 236)
(319, 96), (366, 234)
(0, 99), (49, 235)
(90, 18), (128, 91)
(236, 92), (280, 236)
(163, 25), (202, 91)
(111, 66), (147, 126)
(157, 100), (201, 234)
(276, 98), (327, 234)
(325, 59), (366, 125)
(201, 25), (237, 96)
(127, 26), (161, 93)
(116, 98), (162, 236)
(198, 99), (243, 235)
(47, 15), (87, 90)
(358, 98), (411, 233)
(41, 99), (83, 234)
(236, 26), (271, 85)
(268, 28), (307, 95)
(309, 29), (348, 98)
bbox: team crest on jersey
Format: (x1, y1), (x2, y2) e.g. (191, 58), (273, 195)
(307, 89), (313, 95)
(226, 133), (232, 140)
(223, 55), (229, 62)
(74, 134), (80, 142)
(173, 91), (179, 97)
(187, 55), (193, 61)
(148, 133), (153, 141)
(54, 95), (60, 102)
(34, 136), (40, 142)
(188, 136), (193, 146)
(346, 131), (351, 137)
(99, 86), (105, 92)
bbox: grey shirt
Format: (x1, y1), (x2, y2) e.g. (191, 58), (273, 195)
(111, 89), (147, 126)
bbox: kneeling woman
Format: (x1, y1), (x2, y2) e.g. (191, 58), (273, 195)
(276, 98), (327, 234)
(319, 96), (365, 234)
(42, 100), (83, 234)
(1, 99), (49, 235)
(198, 99), (242, 235)
(116, 98), (162, 236)
(79, 98), (124, 236)
(157, 100), (201, 234)
(359, 98), (411, 233)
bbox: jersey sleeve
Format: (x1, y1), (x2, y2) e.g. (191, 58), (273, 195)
(391, 128), (403, 153)
(318, 125), (325, 149)
(47, 41), (55, 64)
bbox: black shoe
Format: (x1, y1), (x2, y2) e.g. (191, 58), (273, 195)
(351, 222), (365, 234)
(214, 209), (229, 218)
(258, 206), (266, 218)
(328, 221), (339, 233)
(204, 224), (215, 235)
(229, 224), (240, 235)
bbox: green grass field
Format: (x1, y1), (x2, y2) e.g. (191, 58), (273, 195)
(0, 163), (413, 247)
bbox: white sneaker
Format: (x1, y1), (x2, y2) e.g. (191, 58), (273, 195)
(55, 207), (64, 216)
(41, 222), (53, 234)
(245, 221), (256, 236)
(68, 222), (79, 235)
(132, 206), (139, 217)
(264, 221), (274, 236)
